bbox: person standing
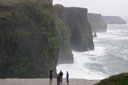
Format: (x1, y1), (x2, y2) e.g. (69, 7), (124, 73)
(59, 70), (63, 82)
(49, 68), (53, 80)
(57, 74), (61, 85)
(66, 71), (69, 83)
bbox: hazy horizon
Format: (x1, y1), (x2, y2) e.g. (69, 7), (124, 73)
(53, 0), (128, 18)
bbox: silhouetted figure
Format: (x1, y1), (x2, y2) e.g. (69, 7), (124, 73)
(66, 71), (69, 83)
(57, 74), (61, 85)
(59, 70), (63, 82)
(93, 32), (97, 37)
(49, 68), (53, 80)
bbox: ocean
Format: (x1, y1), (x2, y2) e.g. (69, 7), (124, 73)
(57, 24), (128, 80)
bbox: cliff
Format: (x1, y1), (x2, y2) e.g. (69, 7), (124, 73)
(0, 0), (60, 78)
(88, 13), (107, 32)
(95, 73), (128, 85)
(54, 5), (94, 52)
(55, 16), (73, 64)
(103, 16), (127, 24)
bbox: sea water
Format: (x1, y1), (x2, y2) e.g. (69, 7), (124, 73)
(57, 24), (128, 80)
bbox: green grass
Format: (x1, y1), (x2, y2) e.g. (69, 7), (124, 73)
(0, 11), (12, 17)
(0, 0), (36, 5)
(95, 73), (128, 85)
(0, 0), (52, 6)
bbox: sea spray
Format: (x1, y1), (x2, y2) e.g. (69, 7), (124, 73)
(57, 24), (128, 80)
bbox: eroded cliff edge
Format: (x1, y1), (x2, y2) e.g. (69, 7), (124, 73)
(0, 0), (60, 78)
(54, 5), (94, 52)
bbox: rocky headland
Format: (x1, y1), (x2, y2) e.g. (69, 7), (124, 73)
(103, 16), (127, 24)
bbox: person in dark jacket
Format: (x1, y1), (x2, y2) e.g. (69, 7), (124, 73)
(49, 68), (53, 80)
(57, 74), (61, 85)
(59, 70), (63, 82)
(66, 71), (69, 83)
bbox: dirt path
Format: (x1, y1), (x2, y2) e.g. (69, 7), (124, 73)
(0, 79), (100, 85)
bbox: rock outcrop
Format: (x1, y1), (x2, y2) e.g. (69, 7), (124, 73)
(103, 16), (127, 24)
(88, 13), (107, 32)
(54, 5), (94, 52)
(0, 0), (60, 78)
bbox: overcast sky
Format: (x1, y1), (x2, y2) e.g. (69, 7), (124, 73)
(53, 0), (128, 17)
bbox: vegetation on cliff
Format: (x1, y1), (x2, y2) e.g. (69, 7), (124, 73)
(0, 0), (60, 78)
(55, 16), (73, 64)
(0, 0), (52, 6)
(0, 0), (97, 78)
(95, 73), (128, 85)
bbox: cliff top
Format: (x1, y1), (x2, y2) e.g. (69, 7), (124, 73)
(54, 4), (87, 11)
(103, 16), (127, 24)
(88, 13), (104, 23)
(88, 13), (102, 17)
(0, 0), (53, 19)
(0, 0), (52, 7)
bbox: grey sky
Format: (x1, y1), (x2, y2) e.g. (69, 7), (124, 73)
(53, 0), (128, 17)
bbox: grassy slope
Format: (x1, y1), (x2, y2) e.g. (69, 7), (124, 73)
(95, 73), (128, 85)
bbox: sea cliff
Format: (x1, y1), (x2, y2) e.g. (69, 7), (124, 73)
(0, 0), (60, 78)
(88, 13), (107, 32)
(55, 16), (73, 64)
(54, 5), (94, 52)
(0, 1), (95, 78)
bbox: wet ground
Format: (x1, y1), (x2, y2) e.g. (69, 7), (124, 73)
(0, 78), (99, 85)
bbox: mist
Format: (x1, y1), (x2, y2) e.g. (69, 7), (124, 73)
(53, 0), (128, 17)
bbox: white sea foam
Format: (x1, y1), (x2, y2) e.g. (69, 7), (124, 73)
(57, 63), (107, 80)
(57, 45), (107, 80)
(57, 24), (128, 80)
(97, 25), (128, 40)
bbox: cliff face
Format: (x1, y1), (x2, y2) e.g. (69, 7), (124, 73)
(54, 5), (94, 52)
(88, 13), (107, 32)
(103, 16), (127, 24)
(55, 16), (73, 64)
(0, 0), (60, 78)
